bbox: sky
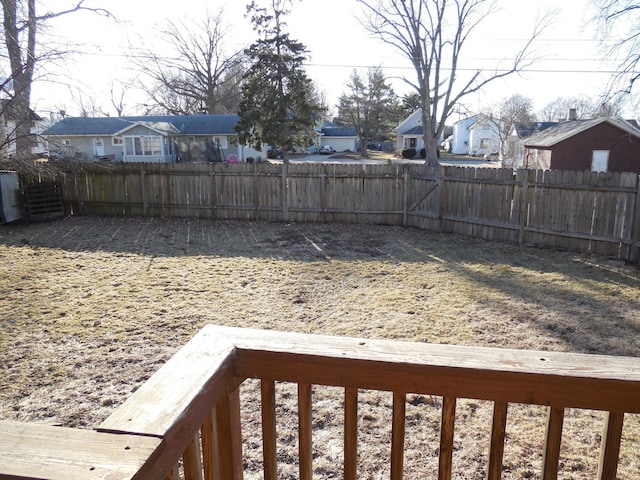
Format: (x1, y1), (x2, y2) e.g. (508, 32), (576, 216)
(29, 0), (628, 121)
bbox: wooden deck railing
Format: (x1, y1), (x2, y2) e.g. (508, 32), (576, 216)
(3, 325), (640, 479)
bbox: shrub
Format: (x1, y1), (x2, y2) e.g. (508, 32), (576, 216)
(401, 148), (416, 159)
(420, 148), (427, 159)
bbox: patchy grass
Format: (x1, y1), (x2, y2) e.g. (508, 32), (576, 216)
(1, 216), (639, 478)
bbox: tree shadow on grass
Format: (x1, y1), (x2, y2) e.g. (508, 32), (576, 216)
(1, 216), (639, 356)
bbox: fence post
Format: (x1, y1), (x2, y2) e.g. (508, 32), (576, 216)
(402, 167), (409, 226)
(631, 174), (640, 263)
(437, 167), (445, 233)
(140, 164), (148, 217)
(282, 163), (289, 222)
(518, 170), (529, 246)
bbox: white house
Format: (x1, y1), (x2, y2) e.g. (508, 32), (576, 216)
(395, 109), (425, 152)
(0, 99), (49, 158)
(467, 116), (501, 157)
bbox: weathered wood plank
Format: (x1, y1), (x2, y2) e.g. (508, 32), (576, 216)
(0, 420), (161, 480)
(438, 396), (457, 480)
(597, 411), (624, 480)
(344, 387), (359, 480)
(201, 409), (218, 480)
(98, 328), (238, 478)
(542, 406), (564, 480)
(391, 392), (406, 480)
(487, 401), (508, 480)
(215, 389), (243, 480)
(214, 325), (640, 413)
(261, 380), (277, 480)
(182, 434), (203, 480)
(298, 383), (313, 480)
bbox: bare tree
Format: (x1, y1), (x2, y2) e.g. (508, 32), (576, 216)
(537, 95), (624, 122)
(357, 0), (550, 165)
(593, 0), (640, 97)
(109, 79), (129, 117)
(0, 0), (112, 161)
(483, 94), (535, 166)
(134, 9), (245, 115)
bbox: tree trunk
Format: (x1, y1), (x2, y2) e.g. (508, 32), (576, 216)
(3, 0), (36, 161)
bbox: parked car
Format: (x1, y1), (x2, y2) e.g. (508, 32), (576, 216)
(267, 148), (282, 159)
(319, 146), (336, 155)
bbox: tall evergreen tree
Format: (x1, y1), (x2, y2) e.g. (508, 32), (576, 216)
(336, 67), (397, 158)
(235, 0), (322, 165)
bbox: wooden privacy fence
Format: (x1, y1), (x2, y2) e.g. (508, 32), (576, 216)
(55, 162), (640, 261)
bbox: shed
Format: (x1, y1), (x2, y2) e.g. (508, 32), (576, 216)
(523, 117), (640, 173)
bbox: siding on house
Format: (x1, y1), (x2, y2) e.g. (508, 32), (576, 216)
(524, 118), (640, 173)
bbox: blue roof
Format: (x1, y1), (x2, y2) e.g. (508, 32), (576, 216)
(401, 126), (423, 135)
(42, 114), (240, 136)
(321, 127), (358, 137)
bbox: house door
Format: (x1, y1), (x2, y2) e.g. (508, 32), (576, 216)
(591, 150), (609, 173)
(94, 139), (105, 158)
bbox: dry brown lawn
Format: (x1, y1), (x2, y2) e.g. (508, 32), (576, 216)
(1, 216), (639, 479)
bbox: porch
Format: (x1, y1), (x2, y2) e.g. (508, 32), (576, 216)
(2, 325), (640, 479)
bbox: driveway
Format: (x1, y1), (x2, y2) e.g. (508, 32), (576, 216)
(267, 154), (499, 167)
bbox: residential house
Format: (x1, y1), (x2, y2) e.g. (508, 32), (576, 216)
(450, 115), (501, 156)
(319, 126), (358, 152)
(522, 117), (640, 173)
(504, 122), (557, 168)
(467, 115), (501, 157)
(395, 109), (425, 152)
(42, 114), (265, 163)
(450, 116), (476, 155)
(0, 99), (49, 158)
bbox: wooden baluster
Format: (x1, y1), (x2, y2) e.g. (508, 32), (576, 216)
(183, 434), (204, 480)
(262, 380), (277, 480)
(202, 408), (219, 480)
(542, 406), (564, 480)
(216, 388), (244, 480)
(439, 396), (457, 480)
(166, 462), (181, 480)
(597, 411), (624, 480)
(298, 383), (313, 480)
(391, 392), (406, 480)
(486, 401), (508, 480)
(344, 387), (359, 480)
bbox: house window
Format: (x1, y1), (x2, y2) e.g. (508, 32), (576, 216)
(112, 137), (123, 146)
(213, 136), (228, 148)
(480, 138), (490, 149)
(62, 139), (71, 146)
(125, 136), (162, 156)
(592, 150), (609, 173)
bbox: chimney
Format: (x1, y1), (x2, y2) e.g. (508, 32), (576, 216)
(568, 108), (577, 121)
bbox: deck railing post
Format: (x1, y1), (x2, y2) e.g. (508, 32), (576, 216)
(261, 380), (277, 480)
(298, 383), (313, 480)
(597, 411), (624, 480)
(439, 396), (457, 480)
(542, 406), (565, 480)
(391, 392), (407, 480)
(344, 387), (359, 480)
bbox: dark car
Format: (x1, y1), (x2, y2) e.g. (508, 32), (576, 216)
(267, 148), (282, 159)
(319, 145), (336, 155)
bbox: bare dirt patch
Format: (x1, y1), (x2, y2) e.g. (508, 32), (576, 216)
(1, 216), (639, 478)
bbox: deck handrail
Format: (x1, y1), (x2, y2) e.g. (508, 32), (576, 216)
(3, 325), (640, 479)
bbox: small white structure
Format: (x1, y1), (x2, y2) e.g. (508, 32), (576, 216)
(468, 116), (500, 157)
(395, 109), (425, 152)
(319, 126), (358, 152)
